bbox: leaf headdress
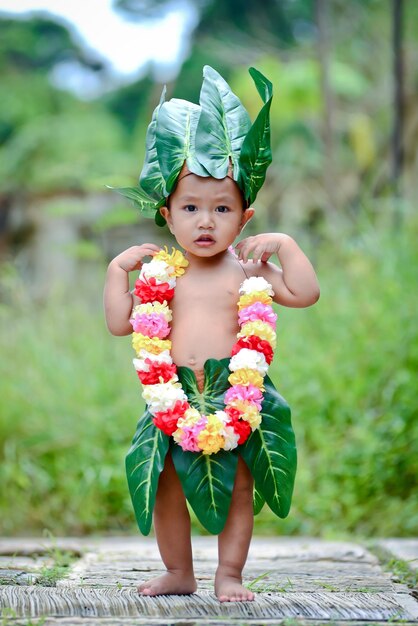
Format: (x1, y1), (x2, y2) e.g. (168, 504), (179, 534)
(113, 65), (273, 226)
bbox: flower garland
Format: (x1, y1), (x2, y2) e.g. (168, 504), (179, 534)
(130, 247), (277, 455)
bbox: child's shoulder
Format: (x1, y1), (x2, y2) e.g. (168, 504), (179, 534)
(238, 259), (281, 281)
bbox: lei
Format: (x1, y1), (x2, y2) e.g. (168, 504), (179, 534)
(130, 247), (277, 455)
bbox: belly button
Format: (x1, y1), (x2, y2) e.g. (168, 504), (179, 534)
(188, 357), (196, 366)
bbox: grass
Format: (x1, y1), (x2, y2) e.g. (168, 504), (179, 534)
(0, 610), (46, 626)
(247, 572), (295, 593)
(34, 545), (78, 587)
(0, 530), (79, 587)
(0, 207), (417, 536)
(386, 558), (418, 588)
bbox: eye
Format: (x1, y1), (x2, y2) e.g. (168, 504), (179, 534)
(184, 204), (197, 212)
(216, 205), (229, 213)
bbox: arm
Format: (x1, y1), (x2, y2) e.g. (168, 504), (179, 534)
(235, 233), (320, 307)
(103, 243), (161, 335)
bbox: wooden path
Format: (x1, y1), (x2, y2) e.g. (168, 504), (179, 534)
(0, 536), (417, 625)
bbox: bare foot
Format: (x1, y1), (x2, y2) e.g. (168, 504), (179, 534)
(215, 573), (255, 603)
(137, 570), (197, 596)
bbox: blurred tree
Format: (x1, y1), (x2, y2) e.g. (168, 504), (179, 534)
(115, 0), (177, 18)
(391, 0), (404, 215)
(0, 17), (133, 194)
(0, 17), (102, 73)
(103, 75), (154, 134)
(0, 15), (133, 260)
(315, 0), (337, 214)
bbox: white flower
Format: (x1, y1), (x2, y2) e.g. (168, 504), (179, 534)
(133, 349), (172, 372)
(214, 410), (229, 425)
(229, 348), (268, 375)
(239, 276), (273, 296)
(222, 426), (240, 450)
(139, 260), (177, 288)
(142, 382), (187, 414)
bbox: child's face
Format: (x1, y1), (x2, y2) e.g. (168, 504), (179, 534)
(160, 170), (254, 257)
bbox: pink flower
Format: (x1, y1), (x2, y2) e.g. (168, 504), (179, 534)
(238, 303), (277, 329)
(176, 418), (207, 452)
(130, 312), (170, 338)
(224, 384), (263, 410)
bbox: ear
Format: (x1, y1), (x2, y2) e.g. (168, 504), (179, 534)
(159, 206), (174, 232)
(239, 207), (255, 231)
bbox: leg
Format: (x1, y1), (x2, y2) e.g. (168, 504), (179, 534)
(215, 455), (255, 602)
(138, 451), (197, 595)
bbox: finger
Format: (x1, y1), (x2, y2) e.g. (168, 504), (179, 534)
(235, 238), (252, 258)
(142, 244), (161, 252)
(140, 245), (161, 257)
(251, 245), (265, 263)
(235, 239), (248, 250)
(260, 251), (271, 263)
(239, 245), (252, 263)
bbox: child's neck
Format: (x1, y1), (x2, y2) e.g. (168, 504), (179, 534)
(183, 248), (232, 269)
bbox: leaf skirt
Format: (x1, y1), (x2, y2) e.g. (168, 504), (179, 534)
(125, 358), (297, 535)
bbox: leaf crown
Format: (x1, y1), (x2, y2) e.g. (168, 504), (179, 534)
(113, 66), (273, 227)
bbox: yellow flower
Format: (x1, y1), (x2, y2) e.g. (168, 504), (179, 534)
(228, 368), (265, 390)
(132, 333), (171, 355)
(154, 246), (189, 277)
(134, 301), (172, 321)
(197, 417), (225, 455)
(206, 413), (224, 431)
(172, 428), (183, 445)
(238, 321), (276, 349)
(177, 407), (201, 428)
(231, 400), (262, 430)
(238, 291), (272, 310)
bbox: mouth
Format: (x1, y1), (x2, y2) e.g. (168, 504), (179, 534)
(195, 234), (215, 246)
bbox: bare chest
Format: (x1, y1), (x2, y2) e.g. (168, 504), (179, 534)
(169, 268), (246, 367)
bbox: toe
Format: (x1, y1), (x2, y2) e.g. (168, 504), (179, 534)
(140, 585), (156, 596)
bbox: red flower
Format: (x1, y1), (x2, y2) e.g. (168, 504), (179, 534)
(153, 400), (190, 436)
(137, 361), (177, 385)
(225, 406), (252, 445)
(134, 277), (175, 303)
(225, 406), (242, 422)
(231, 336), (274, 364)
(232, 419), (251, 445)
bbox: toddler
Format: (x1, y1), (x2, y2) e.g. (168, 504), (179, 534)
(104, 66), (319, 602)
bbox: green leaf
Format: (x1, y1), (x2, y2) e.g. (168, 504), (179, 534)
(195, 65), (251, 181)
(249, 66), (272, 102)
(172, 445), (238, 534)
(108, 185), (164, 218)
(139, 86), (167, 201)
(156, 98), (208, 194)
(125, 410), (169, 535)
(238, 67), (273, 204)
(253, 484), (265, 515)
(171, 358), (238, 533)
(177, 357), (231, 415)
(240, 373), (297, 518)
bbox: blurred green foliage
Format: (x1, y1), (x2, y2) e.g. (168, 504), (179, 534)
(0, 2), (417, 536)
(0, 209), (417, 537)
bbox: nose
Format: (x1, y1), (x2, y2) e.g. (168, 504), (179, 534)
(197, 208), (214, 228)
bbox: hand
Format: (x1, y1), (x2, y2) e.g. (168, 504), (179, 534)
(235, 233), (288, 263)
(112, 243), (161, 273)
